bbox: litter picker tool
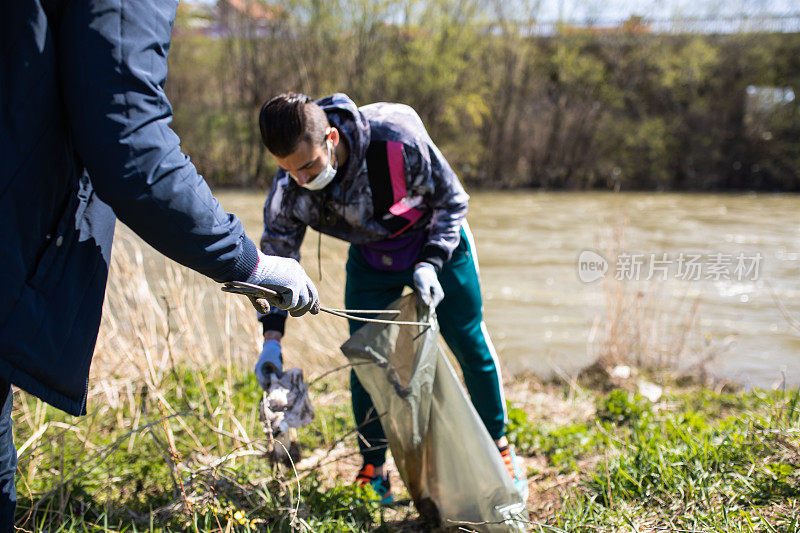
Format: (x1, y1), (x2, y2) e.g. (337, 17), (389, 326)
(221, 281), (432, 327)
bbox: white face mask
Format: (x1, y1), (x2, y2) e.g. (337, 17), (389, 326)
(301, 139), (337, 191)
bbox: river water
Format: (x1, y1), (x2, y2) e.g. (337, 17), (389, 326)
(208, 191), (800, 388)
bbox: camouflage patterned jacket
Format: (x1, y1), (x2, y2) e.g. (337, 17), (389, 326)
(259, 93), (469, 273)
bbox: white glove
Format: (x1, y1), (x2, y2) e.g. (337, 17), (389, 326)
(255, 339), (283, 389)
(247, 251), (319, 316)
(413, 262), (444, 308)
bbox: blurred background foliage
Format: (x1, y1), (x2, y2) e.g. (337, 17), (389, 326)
(167, 0), (800, 190)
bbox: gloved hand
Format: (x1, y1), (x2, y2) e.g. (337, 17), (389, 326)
(247, 251), (320, 316)
(255, 339), (283, 388)
(413, 262), (444, 308)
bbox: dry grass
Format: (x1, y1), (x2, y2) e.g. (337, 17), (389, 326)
(12, 218), (778, 531)
(94, 225), (352, 384)
(11, 227), (396, 531)
(584, 216), (732, 386)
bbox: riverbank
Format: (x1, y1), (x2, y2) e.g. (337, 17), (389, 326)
(13, 360), (800, 531)
(12, 205), (799, 531)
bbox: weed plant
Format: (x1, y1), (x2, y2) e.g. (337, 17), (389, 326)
(509, 387), (800, 531)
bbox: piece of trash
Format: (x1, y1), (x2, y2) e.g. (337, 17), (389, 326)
(610, 365), (631, 379)
(638, 380), (663, 402)
(259, 368), (314, 466)
(259, 367), (314, 436)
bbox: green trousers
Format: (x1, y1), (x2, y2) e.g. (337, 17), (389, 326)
(345, 225), (507, 466)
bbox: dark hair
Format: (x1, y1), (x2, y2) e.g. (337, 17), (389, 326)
(258, 93), (330, 157)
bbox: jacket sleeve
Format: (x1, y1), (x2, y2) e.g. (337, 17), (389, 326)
(258, 173), (307, 334)
(259, 173), (307, 261)
(413, 135), (470, 273)
(56, 0), (258, 283)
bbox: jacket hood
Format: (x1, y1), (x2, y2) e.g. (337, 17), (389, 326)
(315, 93), (370, 185)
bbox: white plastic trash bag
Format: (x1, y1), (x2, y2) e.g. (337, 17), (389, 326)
(341, 294), (528, 532)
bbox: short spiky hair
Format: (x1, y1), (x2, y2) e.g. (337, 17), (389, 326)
(258, 93), (330, 157)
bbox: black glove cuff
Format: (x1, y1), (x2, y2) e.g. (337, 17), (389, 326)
(259, 308), (288, 335)
(416, 244), (448, 274)
(228, 235), (260, 282)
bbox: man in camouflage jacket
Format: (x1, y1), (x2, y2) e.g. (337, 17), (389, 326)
(255, 93), (526, 502)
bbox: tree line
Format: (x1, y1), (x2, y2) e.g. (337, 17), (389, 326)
(166, 1), (800, 191)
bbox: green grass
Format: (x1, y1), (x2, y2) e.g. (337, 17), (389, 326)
(13, 364), (382, 532)
(14, 362), (800, 531)
(509, 386), (800, 531)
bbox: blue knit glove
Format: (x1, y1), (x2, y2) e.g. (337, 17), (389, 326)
(255, 339), (283, 388)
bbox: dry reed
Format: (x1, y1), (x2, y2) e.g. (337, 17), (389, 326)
(12, 225), (371, 530)
(587, 215), (731, 383)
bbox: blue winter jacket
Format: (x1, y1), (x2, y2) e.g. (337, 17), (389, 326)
(1, 0), (259, 415)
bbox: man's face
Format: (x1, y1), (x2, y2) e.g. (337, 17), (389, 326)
(273, 128), (337, 187)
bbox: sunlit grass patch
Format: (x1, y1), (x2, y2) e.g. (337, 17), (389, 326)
(533, 387), (800, 531)
(507, 406), (604, 474)
(12, 364), (381, 532)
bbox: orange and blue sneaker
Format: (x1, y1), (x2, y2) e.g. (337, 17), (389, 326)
(355, 463), (394, 504)
(499, 444), (529, 501)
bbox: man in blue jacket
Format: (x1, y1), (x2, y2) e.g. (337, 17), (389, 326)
(0, 1), (319, 527)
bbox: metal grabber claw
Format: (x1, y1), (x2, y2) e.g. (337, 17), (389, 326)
(221, 281), (282, 314)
